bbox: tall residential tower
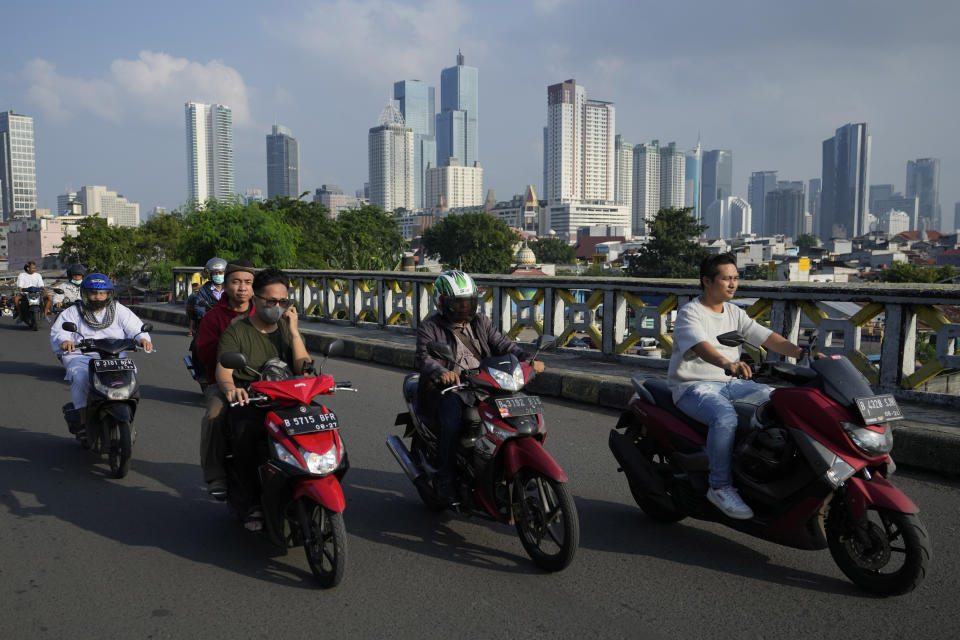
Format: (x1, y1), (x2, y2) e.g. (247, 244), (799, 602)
(368, 103), (415, 212)
(185, 102), (234, 203)
(0, 111), (38, 220)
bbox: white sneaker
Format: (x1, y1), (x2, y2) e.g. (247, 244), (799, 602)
(707, 485), (754, 520)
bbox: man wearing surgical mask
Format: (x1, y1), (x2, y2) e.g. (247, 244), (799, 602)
(186, 256), (226, 337)
(215, 266), (310, 404)
(214, 267), (309, 525)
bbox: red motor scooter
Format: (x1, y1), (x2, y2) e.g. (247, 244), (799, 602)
(387, 335), (579, 572)
(221, 340), (354, 588)
(609, 330), (930, 596)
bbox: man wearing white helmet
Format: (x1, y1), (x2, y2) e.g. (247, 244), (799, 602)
(415, 270), (545, 503)
(185, 257), (226, 337)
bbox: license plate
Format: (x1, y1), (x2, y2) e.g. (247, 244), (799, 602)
(494, 395), (543, 418)
(854, 394), (903, 425)
(93, 359), (137, 373)
(275, 406), (339, 435)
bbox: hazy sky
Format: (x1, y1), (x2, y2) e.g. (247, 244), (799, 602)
(3, 0), (957, 227)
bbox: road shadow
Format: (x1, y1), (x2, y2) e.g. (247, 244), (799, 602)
(572, 494), (861, 596)
(342, 466), (535, 574)
(0, 359), (66, 381)
(0, 425), (322, 590)
(139, 383), (205, 408)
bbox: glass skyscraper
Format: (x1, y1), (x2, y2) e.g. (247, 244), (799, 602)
(0, 111), (38, 221)
(701, 149), (733, 214)
(905, 158), (941, 231)
(820, 123), (870, 239)
(436, 51), (478, 167)
(266, 124), (300, 200)
(394, 80), (436, 210)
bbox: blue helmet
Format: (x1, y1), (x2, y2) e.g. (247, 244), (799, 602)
(81, 273), (114, 291)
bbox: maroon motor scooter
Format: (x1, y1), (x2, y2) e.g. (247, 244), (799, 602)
(609, 330), (930, 596)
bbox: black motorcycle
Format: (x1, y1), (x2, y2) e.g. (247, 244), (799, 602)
(61, 321), (152, 478)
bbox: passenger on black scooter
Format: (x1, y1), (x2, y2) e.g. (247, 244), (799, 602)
(415, 270), (545, 504)
(667, 253), (807, 520)
(50, 273), (153, 427)
(195, 260), (256, 499)
(214, 267), (310, 530)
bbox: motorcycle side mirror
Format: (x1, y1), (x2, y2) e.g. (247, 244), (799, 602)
(53, 288), (64, 294)
(219, 351), (248, 370)
(323, 339), (345, 358)
(140, 323), (153, 333)
(427, 341), (456, 362)
(62, 321), (78, 332)
(717, 331), (746, 348)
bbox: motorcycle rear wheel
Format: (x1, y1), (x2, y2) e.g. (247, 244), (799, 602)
(826, 504), (930, 596)
(300, 499), (347, 588)
(512, 469), (579, 572)
(108, 420), (132, 478)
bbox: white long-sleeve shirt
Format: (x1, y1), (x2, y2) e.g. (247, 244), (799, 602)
(50, 302), (152, 359)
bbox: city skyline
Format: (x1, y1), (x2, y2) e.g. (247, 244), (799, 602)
(2, 1), (957, 229)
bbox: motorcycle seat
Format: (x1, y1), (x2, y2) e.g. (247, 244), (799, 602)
(643, 378), (763, 439)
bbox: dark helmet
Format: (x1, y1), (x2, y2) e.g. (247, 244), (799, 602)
(66, 263), (87, 278)
(433, 270), (479, 323)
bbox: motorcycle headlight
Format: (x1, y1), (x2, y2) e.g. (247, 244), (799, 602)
(488, 364), (524, 391)
(273, 441), (305, 470)
(93, 378), (134, 400)
(840, 421), (893, 455)
(824, 455), (857, 488)
(305, 447), (339, 475)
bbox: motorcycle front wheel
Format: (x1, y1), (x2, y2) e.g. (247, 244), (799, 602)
(512, 469), (579, 572)
(108, 420), (132, 478)
(299, 499), (347, 588)
(31, 308), (41, 330)
(826, 503), (930, 596)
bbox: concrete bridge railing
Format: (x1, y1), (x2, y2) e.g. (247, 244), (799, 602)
(173, 268), (960, 403)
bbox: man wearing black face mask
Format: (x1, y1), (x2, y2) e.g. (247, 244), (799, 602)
(214, 267), (309, 530)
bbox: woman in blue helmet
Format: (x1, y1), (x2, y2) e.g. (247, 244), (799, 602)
(50, 273), (153, 426)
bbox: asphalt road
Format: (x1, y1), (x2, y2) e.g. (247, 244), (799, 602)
(1, 317), (958, 639)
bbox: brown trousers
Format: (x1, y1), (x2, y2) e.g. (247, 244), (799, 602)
(200, 385), (227, 484)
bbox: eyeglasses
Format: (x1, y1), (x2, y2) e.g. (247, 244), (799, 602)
(255, 294), (291, 308)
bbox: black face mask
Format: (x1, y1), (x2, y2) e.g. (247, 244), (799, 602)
(86, 297), (109, 311)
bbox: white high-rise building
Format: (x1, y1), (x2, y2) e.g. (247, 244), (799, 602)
(704, 196), (751, 239)
(632, 141), (660, 236)
(0, 111), (38, 221)
(368, 103), (415, 212)
(659, 141), (686, 209)
(425, 157), (483, 210)
(185, 102), (234, 203)
(614, 135), (633, 209)
(76, 185), (140, 227)
(545, 79), (615, 205)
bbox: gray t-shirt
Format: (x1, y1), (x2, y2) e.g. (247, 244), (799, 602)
(667, 297), (773, 402)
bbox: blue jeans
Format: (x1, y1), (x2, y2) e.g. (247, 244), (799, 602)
(675, 379), (772, 488)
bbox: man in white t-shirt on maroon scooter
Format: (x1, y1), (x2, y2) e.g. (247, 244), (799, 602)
(667, 252), (808, 520)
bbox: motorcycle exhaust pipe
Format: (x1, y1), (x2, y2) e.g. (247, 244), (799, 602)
(386, 435), (424, 483)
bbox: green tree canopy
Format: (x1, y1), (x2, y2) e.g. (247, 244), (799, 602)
(878, 262), (957, 283)
(333, 204), (405, 270)
(176, 198), (298, 267)
(530, 237), (576, 264)
(422, 211), (517, 273)
(58, 215), (133, 278)
(624, 207), (710, 278)
(796, 233), (819, 249)
(261, 196), (340, 269)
